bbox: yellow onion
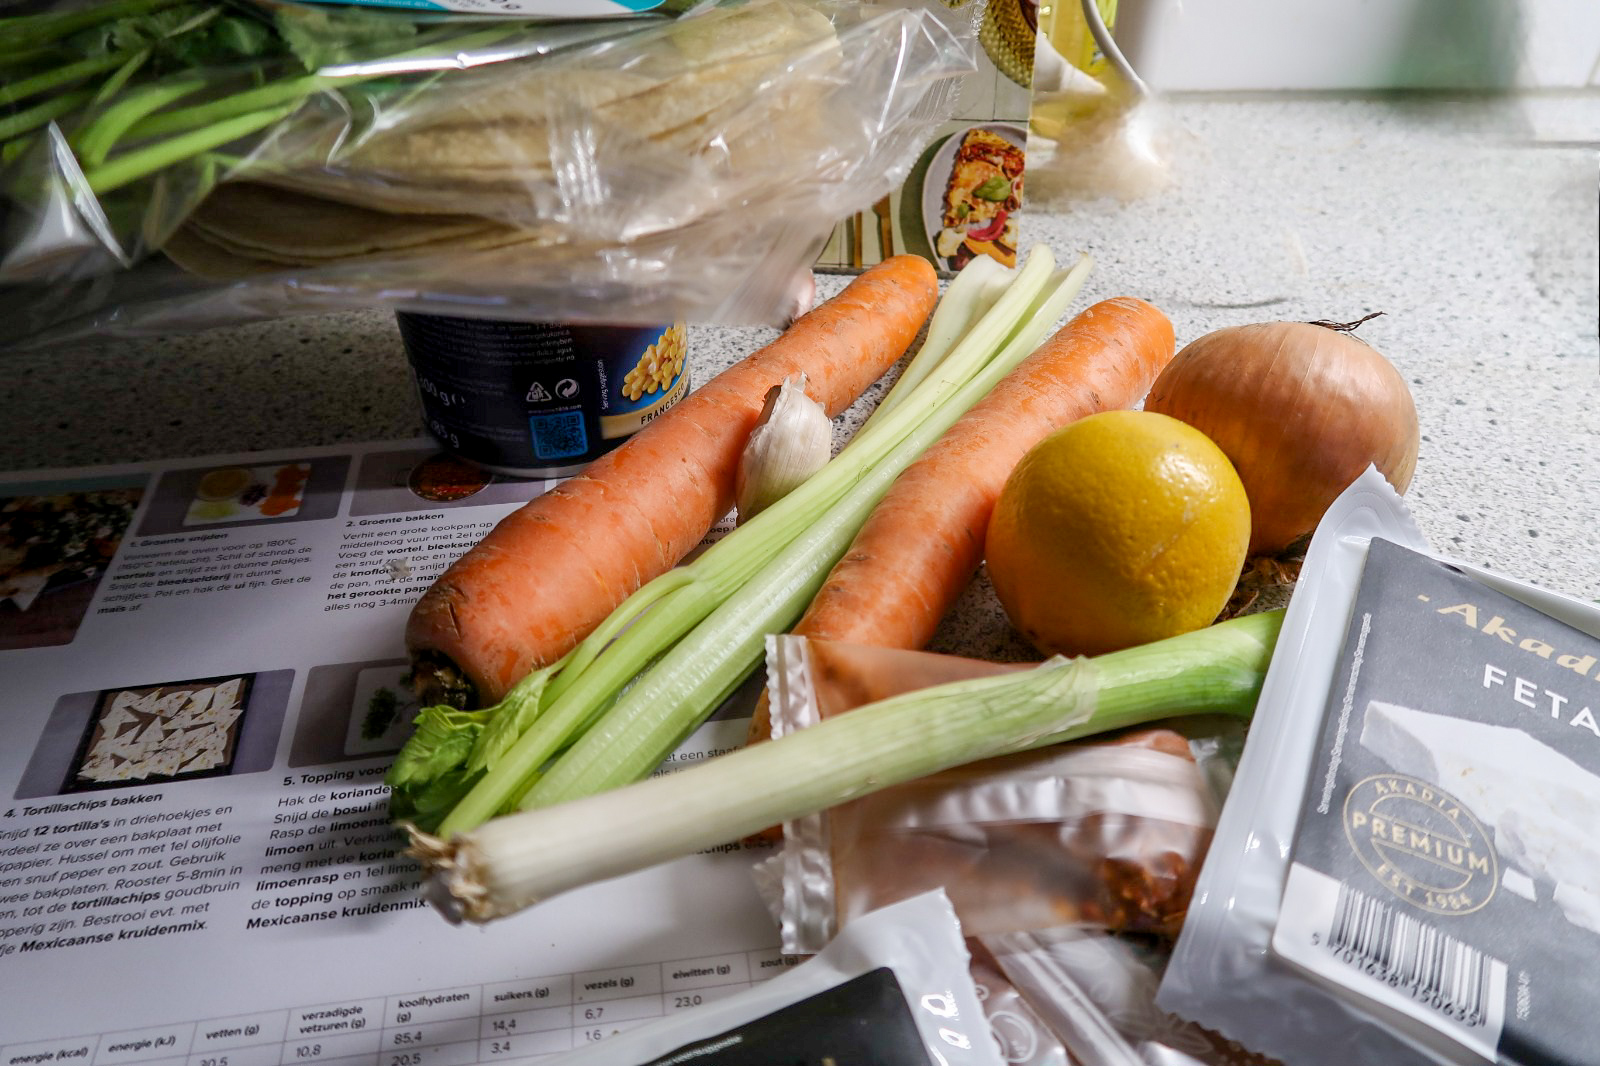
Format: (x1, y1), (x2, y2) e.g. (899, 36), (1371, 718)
(1144, 315), (1419, 556)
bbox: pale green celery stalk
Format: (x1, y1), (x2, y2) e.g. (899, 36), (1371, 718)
(416, 609), (1284, 923)
(0, 88), (93, 143)
(85, 103), (297, 194)
(0, 49), (140, 107)
(534, 568), (697, 712)
(866, 254), (1012, 426)
(386, 645), (576, 816)
(516, 254), (1094, 811)
(464, 649), (571, 775)
(427, 250), (1075, 836)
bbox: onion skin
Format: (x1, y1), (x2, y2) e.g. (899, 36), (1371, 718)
(1144, 320), (1419, 556)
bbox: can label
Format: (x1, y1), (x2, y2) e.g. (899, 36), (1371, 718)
(397, 314), (689, 477)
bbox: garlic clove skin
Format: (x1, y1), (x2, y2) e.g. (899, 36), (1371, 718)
(735, 373), (833, 524)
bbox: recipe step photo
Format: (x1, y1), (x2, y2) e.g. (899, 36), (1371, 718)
(290, 658), (421, 768)
(13, 669), (292, 800)
(136, 456), (349, 536)
(0, 474), (147, 651)
(347, 447), (549, 517)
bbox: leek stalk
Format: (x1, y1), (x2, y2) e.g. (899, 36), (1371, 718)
(413, 609), (1285, 923)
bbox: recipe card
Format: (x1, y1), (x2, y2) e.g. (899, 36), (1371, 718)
(0, 440), (776, 1061)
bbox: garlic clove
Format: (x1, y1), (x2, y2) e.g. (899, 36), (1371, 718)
(735, 373), (833, 524)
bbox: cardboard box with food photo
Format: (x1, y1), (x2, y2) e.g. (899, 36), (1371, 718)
(816, 0), (1035, 274)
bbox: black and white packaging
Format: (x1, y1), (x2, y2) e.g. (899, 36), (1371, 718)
(1158, 467), (1600, 1066)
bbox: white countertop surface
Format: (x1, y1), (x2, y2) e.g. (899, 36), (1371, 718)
(2, 93), (1596, 658)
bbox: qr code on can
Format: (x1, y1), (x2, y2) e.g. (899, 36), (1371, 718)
(530, 411), (589, 460)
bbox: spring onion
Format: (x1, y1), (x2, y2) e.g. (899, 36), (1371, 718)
(413, 609), (1285, 923)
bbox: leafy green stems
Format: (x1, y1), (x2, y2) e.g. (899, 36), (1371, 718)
(1, 3), (522, 203)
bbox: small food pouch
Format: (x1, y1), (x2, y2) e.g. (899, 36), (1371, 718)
(764, 637), (1233, 955)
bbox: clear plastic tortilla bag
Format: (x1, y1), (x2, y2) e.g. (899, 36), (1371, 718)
(0, 0), (975, 348)
(761, 636), (1243, 956)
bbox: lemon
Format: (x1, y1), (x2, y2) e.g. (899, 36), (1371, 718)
(984, 410), (1250, 657)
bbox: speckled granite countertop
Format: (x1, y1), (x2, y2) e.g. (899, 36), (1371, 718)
(1, 93), (1596, 659)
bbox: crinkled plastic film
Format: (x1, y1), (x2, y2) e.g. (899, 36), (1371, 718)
(982, 925), (1276, 1066)
(0, 0), (975, 347)
(966, 939), (1072, 1066)
(764, 637), (1233, 957)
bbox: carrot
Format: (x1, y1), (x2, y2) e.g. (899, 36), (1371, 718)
(406, 255), (939, 708)
(745, 296), (1175, 747)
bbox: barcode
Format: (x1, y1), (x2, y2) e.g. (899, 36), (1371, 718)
(1328, 882), (1499, 1027)
(531, 412), (589, 460)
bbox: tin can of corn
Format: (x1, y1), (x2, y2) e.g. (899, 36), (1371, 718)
(396, 312), (690, 478)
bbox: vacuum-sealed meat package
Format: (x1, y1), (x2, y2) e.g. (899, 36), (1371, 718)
(1160, 467), (1600, 1066)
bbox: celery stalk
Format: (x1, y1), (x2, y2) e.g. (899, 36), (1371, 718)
(520, 255), (1095, 809)
(421, 249), (1088, 836)
(414, 610), (1285, 923)
(866, 254), (1012, 424)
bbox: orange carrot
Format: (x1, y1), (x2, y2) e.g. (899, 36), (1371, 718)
(745, 296), (1175, 747)
(406, 255), (939, 708)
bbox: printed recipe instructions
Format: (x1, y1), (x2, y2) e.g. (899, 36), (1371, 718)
(0, 440), (777, 1060)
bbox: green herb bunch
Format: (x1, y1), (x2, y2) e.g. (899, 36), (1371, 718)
(0, 0), (527, 260)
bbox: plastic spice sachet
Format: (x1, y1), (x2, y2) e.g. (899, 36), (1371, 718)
(763, 637), (1240, 955)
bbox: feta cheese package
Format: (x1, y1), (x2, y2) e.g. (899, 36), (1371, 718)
(1158, 468), (1600, 1066)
